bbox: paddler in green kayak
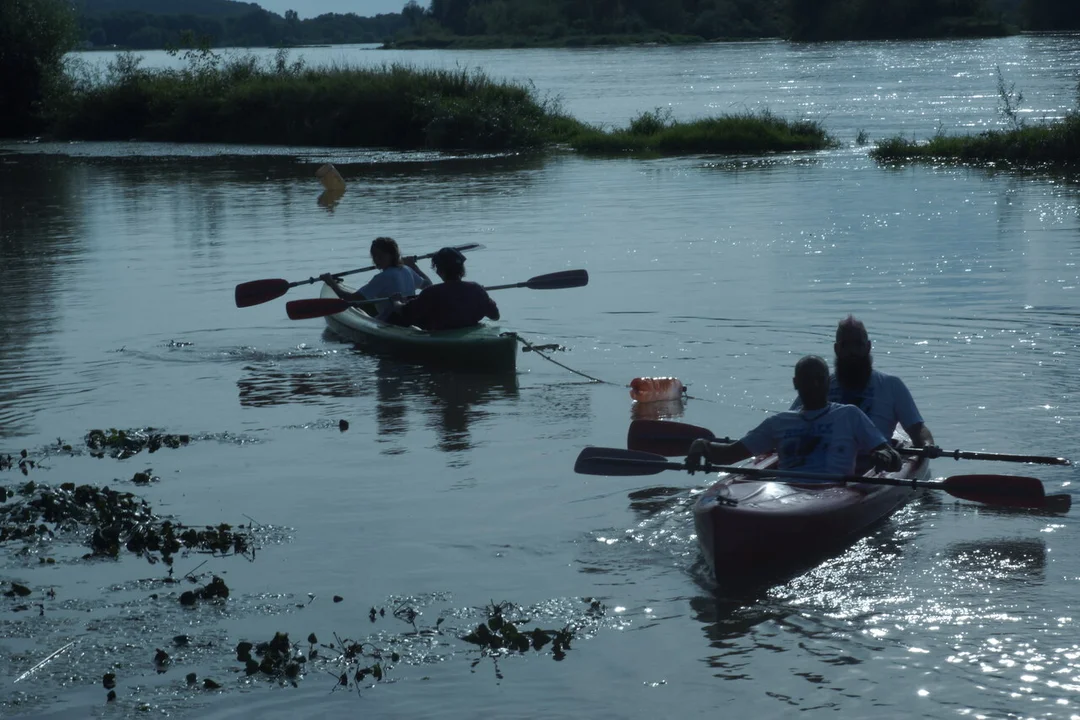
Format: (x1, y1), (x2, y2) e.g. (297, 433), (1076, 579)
(320, 236), (432, 317)
(385, 247), (500, 332)
(687, 355), (902, 479)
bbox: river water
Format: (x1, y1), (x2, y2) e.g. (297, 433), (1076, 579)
(1, 35), (1078, 719)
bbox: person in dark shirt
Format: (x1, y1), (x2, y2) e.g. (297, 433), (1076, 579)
(388, 247), (500, 332)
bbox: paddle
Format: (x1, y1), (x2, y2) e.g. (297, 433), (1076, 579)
(233, 242), (485, 308)
(626, 419), (731, 457)
(627, 419), (1072, 466)
(574, 447), (1071, 512)
(284, 269), (589, 321)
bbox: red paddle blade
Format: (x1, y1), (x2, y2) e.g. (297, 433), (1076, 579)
(235, 279), (290, 308)
(1043, 494), (1073, 513)
(627, 420), (714, 456)
(941, 474), (1049, 508)
(285, 298), (350, 320)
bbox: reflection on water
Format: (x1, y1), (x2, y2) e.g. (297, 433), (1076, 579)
(238, 352), (518, 457)
(372, 357), (519, 455)
(943, 537), (1047, 583)
(629, 397), (685, 422)
(0, 154), (87, 438)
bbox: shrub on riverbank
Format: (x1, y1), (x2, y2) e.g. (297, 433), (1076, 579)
(870, 117), (1080, 165)
(569, 109), (837, 156)
(0, 0), (77, 138)
(52, 50), (585, 152)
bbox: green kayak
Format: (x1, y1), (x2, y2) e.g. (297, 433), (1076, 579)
(319, 282), (518, 373)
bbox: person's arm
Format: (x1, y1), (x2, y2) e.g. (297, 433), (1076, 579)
(396, 288), (432, 329)
(688, 416), (779, 471)
(906, 421), (934, 448)
(484, 294), (500, 321)
(687, 439), (753, 471)
(404, 257), (433, 290)
(320, 273), (366, 302)
(850, 406), (902, 471)
(891, 377), (931, 447)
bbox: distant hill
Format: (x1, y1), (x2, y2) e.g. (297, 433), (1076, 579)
(76, 0), (269, 19)
(75, 0), (408, 49)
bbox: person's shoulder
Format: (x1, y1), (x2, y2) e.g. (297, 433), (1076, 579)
(873, 370), (910, 389)
(831, 402), (868, 420)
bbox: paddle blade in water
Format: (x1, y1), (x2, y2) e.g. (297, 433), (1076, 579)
(525, 269), (588, 290)
(235, 278), (290, 308)
(1043, 494), (1073, 513)
(627, 419), (715, 456)
(574, 446), (677, 476)
(285, 298), (350, 320)
(941, 474), (1047, 508)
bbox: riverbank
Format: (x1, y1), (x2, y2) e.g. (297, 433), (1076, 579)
(382, 31), (708, 50)
(43, 51), (835, 156)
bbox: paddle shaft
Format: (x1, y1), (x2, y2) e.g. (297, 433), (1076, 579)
(286, 269), (588, 320)
(628, 419), (1071, 466)
(588, 454), (909, 486)
(900, 446), (1070, 465)
(576, 447), (1066, 510)
(316, 242), (484, 283)
(234, 242), (484, 308)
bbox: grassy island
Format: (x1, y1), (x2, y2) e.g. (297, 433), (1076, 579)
(42, 49), (834, 157)
(571, 109), (836, 156)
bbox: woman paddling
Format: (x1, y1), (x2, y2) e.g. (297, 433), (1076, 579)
(321, 237), (432, 318)
(387, 247), (500, 332)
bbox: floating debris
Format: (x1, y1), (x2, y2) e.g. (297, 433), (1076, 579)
(0, 482), (258, 565)
(86, 428), (190, 460)
(179, 576), (229, 606)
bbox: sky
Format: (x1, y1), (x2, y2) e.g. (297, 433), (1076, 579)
(255, 0), (408, 18)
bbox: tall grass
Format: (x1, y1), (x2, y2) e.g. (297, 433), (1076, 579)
(569, 108), (837, 156)
(870, 69), (1080, 167)
(870, 118), (1080, 164)
(53, 49), (584, 152)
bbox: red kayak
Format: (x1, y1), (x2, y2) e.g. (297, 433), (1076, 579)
(692, 443), (930, 577)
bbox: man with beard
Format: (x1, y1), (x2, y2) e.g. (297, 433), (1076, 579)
(687, 355), (902, 477)
(794, 315), (935, 449)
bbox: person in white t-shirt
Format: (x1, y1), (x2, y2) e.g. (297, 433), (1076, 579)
(791, 315), (935, 449)
(321, 237), (432, 317)
(687, 355), (901, 480)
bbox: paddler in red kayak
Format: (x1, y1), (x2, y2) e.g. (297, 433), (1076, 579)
(386, 247), (500, 332)
(687, 355), (902, 478)
(320, 236), (433, 317)
(792, 315), (936, 450)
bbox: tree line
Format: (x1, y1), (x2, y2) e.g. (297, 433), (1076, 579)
(406, 0), (1080, 41)
(77, 1), (407, 49)
(71, 0), (1080, 50)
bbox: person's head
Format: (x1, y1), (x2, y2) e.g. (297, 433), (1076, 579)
(833, 315), (873, 389)
(431, 246), (466, 281)
(793, 355), (831, 408)
(370, 237), (403, 269)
